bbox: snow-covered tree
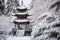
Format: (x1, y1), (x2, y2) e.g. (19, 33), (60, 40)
(0, 0), (5, 15)
(31, 12), (60, 40)
(31, 0), (60, 40)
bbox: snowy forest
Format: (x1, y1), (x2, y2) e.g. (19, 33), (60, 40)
(0, 0), (60, 40)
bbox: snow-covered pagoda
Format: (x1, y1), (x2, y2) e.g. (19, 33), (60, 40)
(10, 0), (33, 36)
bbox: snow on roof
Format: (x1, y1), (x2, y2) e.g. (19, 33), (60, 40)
(14, 6), (26, 9)
(17, 6), (26, 9)
(14, 19), (29, 22)
(15, 13), (27, 15)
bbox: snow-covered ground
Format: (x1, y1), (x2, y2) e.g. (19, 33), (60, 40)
(7, 36), (30, 40)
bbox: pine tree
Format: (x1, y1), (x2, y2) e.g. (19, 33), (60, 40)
(49, 1), (60, 11)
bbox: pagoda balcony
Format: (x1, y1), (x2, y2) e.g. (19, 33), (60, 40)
(16, 16), (27, 19)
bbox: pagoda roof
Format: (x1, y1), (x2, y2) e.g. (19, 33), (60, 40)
(15, 13), (27, 15)
(11, 12), (32, 16)
(11, 13), (27, 16)
(13, 13), (31, 16)
(14, 19), (29, 22)
(17, 6), (26, 9)
(14, 19), (30, 24)
(14, 6), (27, 10)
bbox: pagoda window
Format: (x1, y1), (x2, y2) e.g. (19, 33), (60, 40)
(17, 24), (26, 30)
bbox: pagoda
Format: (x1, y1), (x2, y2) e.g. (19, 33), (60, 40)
(11, 0), (32, 36)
